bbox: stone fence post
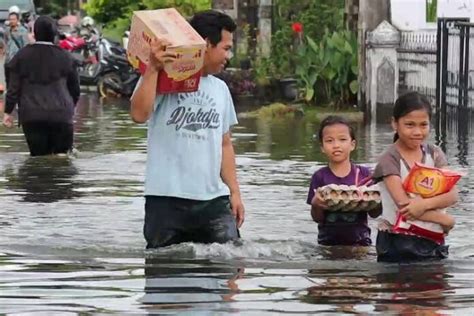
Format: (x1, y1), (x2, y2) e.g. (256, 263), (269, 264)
(366, 21), (401, 122)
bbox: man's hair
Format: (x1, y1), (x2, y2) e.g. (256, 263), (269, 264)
(189, 10), (236, 46)
(9, 12), (19, 19)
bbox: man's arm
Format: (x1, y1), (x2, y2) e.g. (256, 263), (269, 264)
(130, 38), (176, 123)
(221, 132), (244, 227)
(130, 67), (158, 123)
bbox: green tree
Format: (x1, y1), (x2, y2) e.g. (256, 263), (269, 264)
(84, 0), (210, 24)
(83, 0), (211, 41)
(83, 0), (142, 24)
(34, 0), (74, 17)
(141, 0), (211, 16)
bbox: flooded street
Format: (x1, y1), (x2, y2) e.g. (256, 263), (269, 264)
(1, 94), (474, 314)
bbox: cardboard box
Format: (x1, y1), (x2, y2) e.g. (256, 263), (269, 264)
(127, 8), (206, 93)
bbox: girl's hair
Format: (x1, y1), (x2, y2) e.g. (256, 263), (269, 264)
(318, 115), (356, 142)
(392, 92), (432, 142)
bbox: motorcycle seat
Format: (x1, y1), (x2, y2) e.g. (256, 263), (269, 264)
(105, 54), (130, 66)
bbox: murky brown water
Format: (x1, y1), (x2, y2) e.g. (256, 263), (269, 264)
(1, 94), (473, 314)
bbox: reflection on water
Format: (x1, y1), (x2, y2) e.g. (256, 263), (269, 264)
(1, 95), (474, 313)
(302, 262), (451, 314)
(142, 256), (243, 312)
(4, 156), (79, 203)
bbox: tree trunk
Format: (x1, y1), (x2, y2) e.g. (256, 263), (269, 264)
(345, 0), (359, 33)
(357, 0), (390, 115)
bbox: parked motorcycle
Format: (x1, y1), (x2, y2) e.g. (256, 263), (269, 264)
(58, 31), (100, 84)
(77, 36), (118, 86)
(58, 33), (86, 51)
(96, 46), (139, 98)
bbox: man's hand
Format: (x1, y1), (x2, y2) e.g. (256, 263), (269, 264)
(149, 38), (177, 71)
(230, 194), (245, 228)
(3, 113), (13, 128)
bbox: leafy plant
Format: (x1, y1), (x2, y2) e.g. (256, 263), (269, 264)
(269, 0), (344, 79)
(426, 0), (438, 23)
(253, 57), (273, 85)
(294, 29), (358, 107)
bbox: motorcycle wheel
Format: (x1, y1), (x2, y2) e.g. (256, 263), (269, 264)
(97, 73), (121, 98)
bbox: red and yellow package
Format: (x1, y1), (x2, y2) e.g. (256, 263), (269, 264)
(393, 162), (461, 244)
(403, 162), (462, 198)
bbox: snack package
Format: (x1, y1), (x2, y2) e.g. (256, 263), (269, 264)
(394, 163), (461, 244)
(127, 8), (206, 94)
(393, 213), (445, 244)
(403, 162), (462, 198)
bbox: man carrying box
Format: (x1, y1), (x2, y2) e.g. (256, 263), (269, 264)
(131, 10), (244, 248)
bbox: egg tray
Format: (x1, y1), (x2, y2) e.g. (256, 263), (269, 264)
(317, 184), (381, 212)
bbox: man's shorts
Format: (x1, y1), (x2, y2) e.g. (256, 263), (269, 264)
(144, 195), (239, 248)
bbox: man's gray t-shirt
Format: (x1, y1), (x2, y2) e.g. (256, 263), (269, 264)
(145, 75), (237, 200)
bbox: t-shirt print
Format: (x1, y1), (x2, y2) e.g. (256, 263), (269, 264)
(166, 90), (221, 141)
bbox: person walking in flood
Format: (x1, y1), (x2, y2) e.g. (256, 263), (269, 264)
(2, 16), (80, 156)
(307, 116), (381, 247)
(372, 92), (457, 262)
(131, 11), (244, 248)
(2, 9), (30, 88)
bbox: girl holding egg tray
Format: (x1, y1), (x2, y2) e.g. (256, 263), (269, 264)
(307, 116), (382, 246)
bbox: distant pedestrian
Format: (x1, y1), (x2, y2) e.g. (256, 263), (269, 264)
(2, 16), (80, 156)
(2, 11), (29, 88)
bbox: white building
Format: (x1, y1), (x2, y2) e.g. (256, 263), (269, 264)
(391, 0), (474, 30)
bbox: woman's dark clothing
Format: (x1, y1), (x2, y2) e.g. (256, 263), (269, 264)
(5, 44), (80, 124)
(22, 122), (74, 156)
(4, 17), (80, 156)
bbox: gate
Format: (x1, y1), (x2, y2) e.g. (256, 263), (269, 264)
(436, 18), (474, 152)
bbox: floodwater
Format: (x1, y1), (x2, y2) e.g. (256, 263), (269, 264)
(0, 94), (473, 314)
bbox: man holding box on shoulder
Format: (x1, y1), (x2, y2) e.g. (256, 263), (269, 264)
(130, 10), (244, 248)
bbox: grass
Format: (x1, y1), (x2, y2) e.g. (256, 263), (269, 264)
(303, 104), (364, 122)
(238, 102), (364, 122)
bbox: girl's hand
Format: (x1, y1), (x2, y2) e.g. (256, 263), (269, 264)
(311, 189), (327, 209)
(398, 197), (427, 220)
